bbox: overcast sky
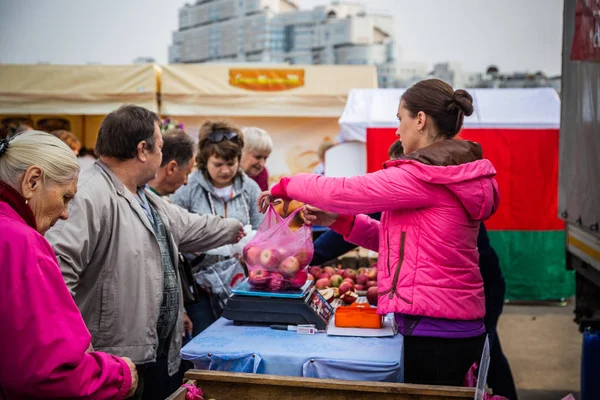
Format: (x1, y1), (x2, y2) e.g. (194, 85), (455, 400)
(0, 0), (563, 75)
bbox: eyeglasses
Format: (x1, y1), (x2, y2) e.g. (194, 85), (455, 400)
(208, 131), (239, 143)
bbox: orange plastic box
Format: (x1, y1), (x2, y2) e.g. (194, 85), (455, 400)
(334, 303), (382, 329)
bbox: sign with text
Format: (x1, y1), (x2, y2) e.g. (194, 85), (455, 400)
(229, 69), (305, 91)
(571, 0), (600, 61)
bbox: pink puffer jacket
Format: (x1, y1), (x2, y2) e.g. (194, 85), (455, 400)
(0, 182), (131, 399)
(272, 140), (499, 320)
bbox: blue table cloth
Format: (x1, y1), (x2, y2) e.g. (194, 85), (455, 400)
(181, 318), (404, 382)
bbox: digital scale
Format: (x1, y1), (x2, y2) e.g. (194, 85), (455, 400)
(222, 279), (333, 330)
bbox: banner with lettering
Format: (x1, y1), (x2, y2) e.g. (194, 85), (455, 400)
(571, 0), (600, 61)
(229, 69), (305, 91)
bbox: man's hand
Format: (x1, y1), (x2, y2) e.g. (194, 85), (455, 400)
(183, 313), (193, 337)
(235, 225), (246, 243)
(122, 357), (138, 398)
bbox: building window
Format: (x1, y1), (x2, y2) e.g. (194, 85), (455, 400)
(209, 6), (219, 22)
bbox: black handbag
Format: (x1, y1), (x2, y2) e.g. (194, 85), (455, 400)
(178, 253), (202, 306)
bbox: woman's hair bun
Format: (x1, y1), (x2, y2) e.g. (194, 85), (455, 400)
(453, 89), (474, 117)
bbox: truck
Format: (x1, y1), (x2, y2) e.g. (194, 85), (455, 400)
(559, 0), (600, 332)
(559, 1), (600, 398)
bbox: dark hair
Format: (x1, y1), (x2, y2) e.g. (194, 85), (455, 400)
(388, 140), (404, 160)
(78, 147), (97, 158)
(401, 79), (474, 138)
(196, 120), (244, 177)
(161, 129), (195, 167)
(95, 104), (160, 159)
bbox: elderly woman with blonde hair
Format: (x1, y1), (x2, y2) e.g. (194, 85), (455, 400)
(0, 131), (137, 398)
(240, 126), (273, 191)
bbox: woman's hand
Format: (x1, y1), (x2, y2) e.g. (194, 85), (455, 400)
(302, 205), (339, 227)
(258, 190), (274, 213)
(122, 357), (138, 398)
(258, 191), (290, 214)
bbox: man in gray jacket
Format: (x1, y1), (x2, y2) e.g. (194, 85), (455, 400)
(46, 105), (244, 400)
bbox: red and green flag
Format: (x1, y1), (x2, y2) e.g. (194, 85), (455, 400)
(366, 127), (572, 301)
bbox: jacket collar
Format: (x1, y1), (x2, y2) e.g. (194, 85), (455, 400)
(384, 139), (483, 169)
(95, 160), (156, 234)
(95, 160), (128, 194)
(0, 180), (37, 230)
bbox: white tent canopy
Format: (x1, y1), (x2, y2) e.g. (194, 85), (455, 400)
(338, 88), (561, 142)
(160, 64), (377, 118)
(0, 64), (159, 114)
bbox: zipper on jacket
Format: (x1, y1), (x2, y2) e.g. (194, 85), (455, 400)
(389, 231), (407, 300)
(379, 231), (412, 304)
(386, 230), (391, 276)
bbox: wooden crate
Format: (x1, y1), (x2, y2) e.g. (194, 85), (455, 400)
(167, 370), (477, 400)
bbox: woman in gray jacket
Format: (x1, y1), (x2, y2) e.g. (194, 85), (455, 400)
(171, 120), (263, 230)
(171, 120), (263, 332)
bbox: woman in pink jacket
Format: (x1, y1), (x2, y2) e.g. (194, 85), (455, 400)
(260, 79), (500, 386)
(0, 131), (137, 399)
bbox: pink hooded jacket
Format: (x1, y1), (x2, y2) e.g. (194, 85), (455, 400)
(272, 140), (499, 320)
(0, 181), (131, 399)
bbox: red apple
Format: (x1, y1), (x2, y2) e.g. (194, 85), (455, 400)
(260, 249), (279, 270)
(244, 245), (262, 266)
(307, 273), (315, 281)
(357, 267), (367, 276)
(366, 267), (378, 281)
(288, 269), (308, 289)
(315, 277), (331, 290)
(338, 281), (354, 296)
(309, 266), (323, 280)
(323, 266), (336, 276)
(318, 288), (335, 304)
(278, 256), (300, 277)
(354, 284), (366, 291)
(321, 272), (331, 280)
(268, 273), (287, 291)
(366, 280), (378, 289)
(297, 248), (311, 265)
(335, 266), (343, 275)
(342, 278), (354, 285)
(367, 286), (378, 306)
(340, 291), (359, 304)
(343, 269), (357, 280)
(276, 247), (291, 260)
(356, 274), (369, 286)
(248, 268), (270, 287)
(329, 274), (343, 287)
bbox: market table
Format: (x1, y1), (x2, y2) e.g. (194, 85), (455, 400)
(181, 317), (404, 382)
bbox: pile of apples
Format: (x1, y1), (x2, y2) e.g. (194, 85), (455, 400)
(244, 245), (312, 291)
(310, 265), (379, 307)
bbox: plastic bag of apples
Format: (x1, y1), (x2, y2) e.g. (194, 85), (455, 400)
(243, 204), (314, 291)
